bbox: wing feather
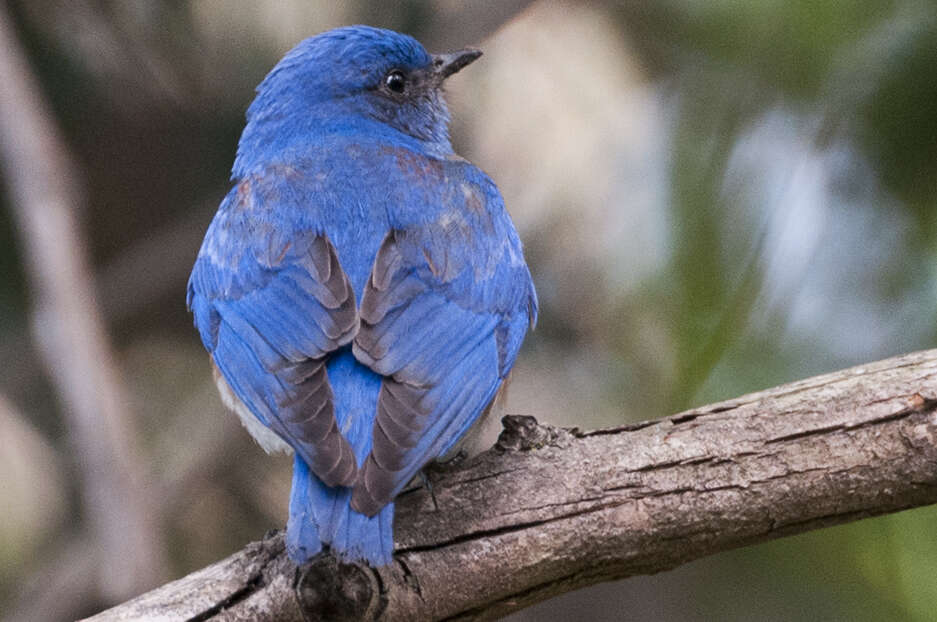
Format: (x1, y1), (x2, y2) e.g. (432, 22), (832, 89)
(350, 169), (536, 516)
(188, 177), (359, 488)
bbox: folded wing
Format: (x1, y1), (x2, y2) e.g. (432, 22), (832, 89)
(351, 172), (537, 515)
(187, 177), (359, 487)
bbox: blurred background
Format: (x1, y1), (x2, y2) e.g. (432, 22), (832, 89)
(1, 1), (936, 620)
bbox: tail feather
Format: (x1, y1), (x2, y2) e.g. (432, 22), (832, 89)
(285, 349), (395, 565)
(286, 454), (394, 564)
(286, 454), (323, 560)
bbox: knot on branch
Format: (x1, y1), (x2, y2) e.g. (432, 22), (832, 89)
(495, 415), (573, 451)
(900, 394), (937, 462)
(295, 554), (382, 621)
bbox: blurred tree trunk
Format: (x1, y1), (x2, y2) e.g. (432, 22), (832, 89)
(0, 6), (168, 602)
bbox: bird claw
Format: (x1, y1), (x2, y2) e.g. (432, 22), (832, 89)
(419, 470), (439, 511)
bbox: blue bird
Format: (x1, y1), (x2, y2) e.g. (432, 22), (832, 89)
(187, 25), (537, 566)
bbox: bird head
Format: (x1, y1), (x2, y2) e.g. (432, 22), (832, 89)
(234, 26), (481, 174)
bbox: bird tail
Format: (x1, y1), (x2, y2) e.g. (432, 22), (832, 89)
(285, 442), (395, 567)
(285, 349), (395, 565)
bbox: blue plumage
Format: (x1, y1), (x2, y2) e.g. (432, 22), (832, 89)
(187, 25), (536, 566)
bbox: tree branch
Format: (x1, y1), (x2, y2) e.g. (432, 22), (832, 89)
(84, 349), (937, 621)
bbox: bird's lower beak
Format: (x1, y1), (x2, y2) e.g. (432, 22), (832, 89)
(432, 48), (483, 81)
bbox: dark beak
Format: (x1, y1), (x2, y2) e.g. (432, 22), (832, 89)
(432, 48), (483, 81)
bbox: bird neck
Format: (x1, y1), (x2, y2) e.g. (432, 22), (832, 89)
(232, 102), (453, 179)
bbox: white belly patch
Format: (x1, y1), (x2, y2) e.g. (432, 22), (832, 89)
(213, 364), (292, 455)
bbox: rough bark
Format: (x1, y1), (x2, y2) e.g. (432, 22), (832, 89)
(85, 349), (937, 621)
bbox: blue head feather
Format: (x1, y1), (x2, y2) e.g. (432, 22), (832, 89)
(234, 25), (453, 176)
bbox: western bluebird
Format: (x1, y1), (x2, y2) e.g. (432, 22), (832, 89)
(187, 25), (537, 566)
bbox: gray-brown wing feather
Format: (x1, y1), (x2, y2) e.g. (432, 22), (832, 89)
(352, 379), (430, 515)
(349, 227), (513, 516)
(274, 357), (357, 487)
(261, 233), (359, 487)
(195, 218), (360, 488)
(351, 235), (435, 514)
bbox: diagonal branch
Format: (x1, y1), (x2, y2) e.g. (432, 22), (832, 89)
(84, 349), (937, 621)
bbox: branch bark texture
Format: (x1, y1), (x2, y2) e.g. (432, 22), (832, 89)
(86, 349), (937, 621)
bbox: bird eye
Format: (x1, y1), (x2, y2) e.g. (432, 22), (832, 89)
(384, 70), (406, 94)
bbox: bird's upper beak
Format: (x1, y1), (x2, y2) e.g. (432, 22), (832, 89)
(432, 48), (483, 81)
